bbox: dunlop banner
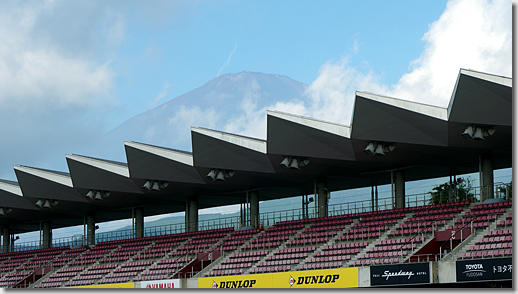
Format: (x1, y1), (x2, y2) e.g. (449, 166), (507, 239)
(198, 267), (358, 288)
(64, 282), (134, 288)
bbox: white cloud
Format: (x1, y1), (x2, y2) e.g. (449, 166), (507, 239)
(0, 1), (117, 109)
(391, 0), (511, 106)
(218, 0), (510, 139)
(222, 79), (268, 139)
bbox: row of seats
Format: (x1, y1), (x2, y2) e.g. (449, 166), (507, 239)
(315, 248), (360, 256)
(298, 262), (342, 270)
(266, 253), (307, 260)
(477, 235), (512, 244)
(350, 258), (400, 266)
(459, 250), (512, 259)
(249, 265), (291, 274)
(222, 256), (261, 264)
(214, 263), (252, 270)
(206, 269), (243, 277)
(307, 255), (350, 262)
(471, 201), (512, 210)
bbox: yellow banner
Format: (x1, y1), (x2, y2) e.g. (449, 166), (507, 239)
(64, 282), (134, 288)
(198, 268), (358, 288)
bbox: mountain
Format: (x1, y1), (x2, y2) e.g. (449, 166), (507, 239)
(101, 71), (309, 160)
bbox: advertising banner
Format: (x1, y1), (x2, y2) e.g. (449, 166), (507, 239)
(456, 258), (512, 282)
(139, 279), (181, 288)
(198, 267), (358, 288)
(370, 263), (429, 286)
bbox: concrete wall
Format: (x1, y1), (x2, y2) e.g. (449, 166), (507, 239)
(185, 278), (198, 288)
(358, 266), (370, 287)
(437, 261), (456, 284)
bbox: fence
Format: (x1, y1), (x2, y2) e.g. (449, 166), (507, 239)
(2, 182), (511, 251)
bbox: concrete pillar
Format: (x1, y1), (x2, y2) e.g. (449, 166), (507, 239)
(42, 220), (52, 248)
(189, 198), (198, 232)
(317, 181), (328, 218)
(249, 191), (259, 228)
(371, 186), (375, 211)
(2, 226), (9, 253)
(134, 208), (144, 238)
(480, 154), (494, 201)
(185, 198), (198, 232)
(395, 170), (405, 208)
(86, 213), (95, 246)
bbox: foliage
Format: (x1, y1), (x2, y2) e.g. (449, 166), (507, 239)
(497, 181), (512, 200)
(428, 177), (476, 205)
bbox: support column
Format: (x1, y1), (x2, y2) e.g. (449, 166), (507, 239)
(2, 226), (9, 253)
(395, 170), (405, 209)
(249, 191), (259, 228)
(375, 186), (379, 211)
(134, 208), (144, 238)
(317, 181), (328, 218)
(371, 186), (375, 211)
(480, 154), (494, 201)
(42, 220), (52, 248)
(185, 198), (198, 232)
(86, 213), (95, 246)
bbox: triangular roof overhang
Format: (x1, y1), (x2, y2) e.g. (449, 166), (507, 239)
(191, 127), (274, 174)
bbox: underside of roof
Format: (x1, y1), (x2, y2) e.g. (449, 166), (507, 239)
(0, 69), (512, 234)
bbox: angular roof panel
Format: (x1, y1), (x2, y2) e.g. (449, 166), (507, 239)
(267, 111), (355, 161)
(125, 141), (204, 184)
(448, 69), (512, 126)
(191, 127), (275, 173)
(66, 154), (142, 194)
(351, 92), (449, 146)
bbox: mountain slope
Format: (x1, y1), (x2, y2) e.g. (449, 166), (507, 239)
(102, 71), (308, 159)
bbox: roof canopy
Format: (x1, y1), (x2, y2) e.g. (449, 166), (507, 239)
(0, 69), (512, 233)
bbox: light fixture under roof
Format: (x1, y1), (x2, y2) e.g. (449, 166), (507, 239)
(142, 180), (169, 192)
(206, 170), (217, 181)
(364, 142), (395, 156)
(462, 125), (495, 140)
(42, 200), (51, 209)
(462, 125), (474, 139)
(279, 156), (310, 170)
(364, 142), (376, 156)
(35, 198), (58, 208)
(0, 207), (12, 216)
(85, 190), (111, 201)
(374, 144), (385, 156)
(35, 199), (44, 207)
(85, 190), (95, 200)
(142, 180), (152, 190)
(206, 169), (235, 181)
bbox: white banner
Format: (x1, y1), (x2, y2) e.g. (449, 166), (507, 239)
(140, 279), (181, 289)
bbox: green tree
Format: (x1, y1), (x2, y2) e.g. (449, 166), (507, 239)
(497, 181), (512, 200)
(429, 177), (476, 204)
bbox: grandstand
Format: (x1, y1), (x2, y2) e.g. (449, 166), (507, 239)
(0, 68), (512, 288)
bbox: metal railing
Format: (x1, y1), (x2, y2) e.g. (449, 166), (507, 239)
(2, 182), (511, 251)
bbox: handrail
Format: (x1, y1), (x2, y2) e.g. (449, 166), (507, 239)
(2, 182), (510, 252)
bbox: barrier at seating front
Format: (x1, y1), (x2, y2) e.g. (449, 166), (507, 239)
(198, 267), (358, 288)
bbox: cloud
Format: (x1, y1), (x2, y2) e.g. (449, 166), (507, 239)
(0, 1), (121, 179)
(218, 0), (510, 140)
(391, 0), (511, 106)
(217, 44), (238, 77)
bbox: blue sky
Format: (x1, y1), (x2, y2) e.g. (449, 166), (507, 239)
(0, 0), (513, 241)
(112, 0), (449, 126)
(0, 0), (511, 182)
